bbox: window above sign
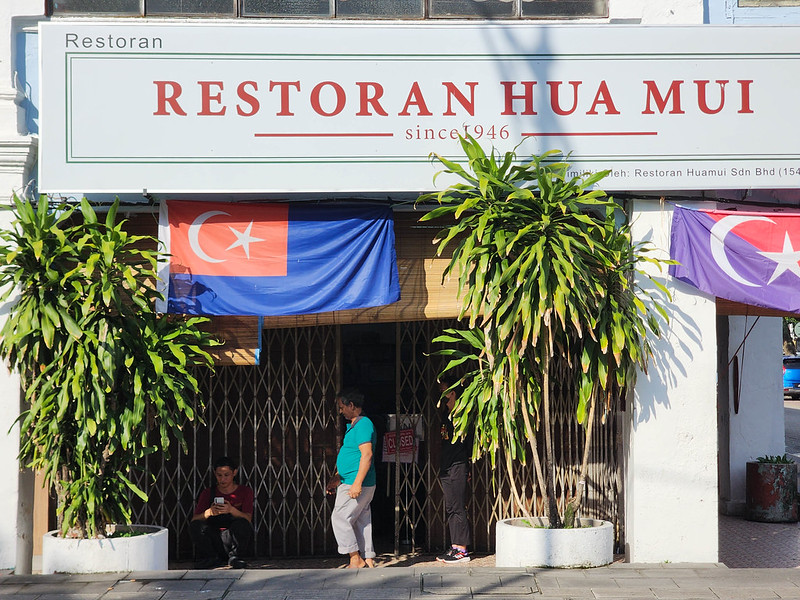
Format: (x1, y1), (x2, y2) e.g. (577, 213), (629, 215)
(48, 0), (607, 18)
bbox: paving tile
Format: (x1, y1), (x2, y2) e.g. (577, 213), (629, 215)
(228, 579), (273, 591)
(349, 588), (412, 599)
(138, 580), (207, 591)
(20, 583), (89, 594)
(180, 571), (239, 580)
(459, 579), (506, 591)
(499, 574), (538, 587)
(101, 592), (165, 600)
(547, 572), (592, 584)
(422, 574), (444, 587)
(590, 589), (656, 598)
(550, 587), (608, 597)
(200, 579), (234, 591)
(533, 581), (562, 595)
(422, 587), (473, 596)
(615, 578), (679, 589)
(235, 570), (287, 584)
(36, 594), (103, 600)
(317, 573), (361, 588)
(410, 593), (473, 600)
(67, 573), (125, 583)
(2, 575), (71, 585)
(285, 590), (348, 600)
(350, 571), (417, 586)
(225, 592), (288, 600)
(108, 581), (147, 592)
(128, 572), (185, 580)
(709, 587), (782, 599)
(0, 586), (24, 595)
(662, 563), (727, 569)
(471, 585), (536, 595)
(560, 579), (623, 589)
(162, 592), (226, 599)
(651, 588), (720, 599)
(621, 568), (705, 577)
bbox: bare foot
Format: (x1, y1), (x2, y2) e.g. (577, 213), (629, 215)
(365, 558), (376, 568)
(347, 558), (367, 568)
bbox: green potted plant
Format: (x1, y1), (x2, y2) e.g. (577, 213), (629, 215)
(418, 136), (671, 567)
(745, 454), (798, 523)
(0, 195), (219, 573)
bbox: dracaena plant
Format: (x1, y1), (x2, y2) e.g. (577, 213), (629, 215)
(0, 194), (219, 538)
(417, 135), (671, 528)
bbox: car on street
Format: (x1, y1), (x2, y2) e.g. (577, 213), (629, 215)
(784, 355), (800, 398)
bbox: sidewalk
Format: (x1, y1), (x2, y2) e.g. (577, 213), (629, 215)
(2, 515), (800, 599)
(3, 562), (800, 599)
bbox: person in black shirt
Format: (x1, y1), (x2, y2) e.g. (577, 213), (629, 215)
(436, 377), (472, 564)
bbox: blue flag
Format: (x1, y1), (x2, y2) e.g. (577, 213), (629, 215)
(159, 201), (400, 316)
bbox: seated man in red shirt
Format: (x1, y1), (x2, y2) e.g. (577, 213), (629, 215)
(190, 456), (254, 569)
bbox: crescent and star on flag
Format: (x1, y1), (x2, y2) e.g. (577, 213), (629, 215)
(188, 210), (266, 263)
(710, 215), (800, 288)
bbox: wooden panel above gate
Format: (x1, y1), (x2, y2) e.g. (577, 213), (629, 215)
(261, 212), (463, 330)
(202, 315), (260, 365)
(716, 298), (795, 317)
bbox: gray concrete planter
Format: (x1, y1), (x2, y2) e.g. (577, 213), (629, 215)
(495, 517), (613, 568)
(745, 461), (798, 523)
(42, 525), (168, 574)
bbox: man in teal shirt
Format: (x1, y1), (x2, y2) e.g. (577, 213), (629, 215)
(326, 389), (377, 568)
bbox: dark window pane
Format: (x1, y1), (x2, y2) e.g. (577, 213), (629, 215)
(336, 0), (422, 18)
(147, 0), (235, 14)
(51, 0), (140, 13)
(521, 0), (607, 17)
(431, 0), (515, 17)
(243, 0), (330, 16)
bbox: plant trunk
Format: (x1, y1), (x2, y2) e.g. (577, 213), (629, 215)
(55, 480), (65, 536)
(504, 449), (531, 517)
(542, 338), (561, 528)
(563, 385), (599, 528)
(520, 380), (547, 518)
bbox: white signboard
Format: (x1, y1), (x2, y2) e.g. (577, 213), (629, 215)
(39, 22), (800, 193)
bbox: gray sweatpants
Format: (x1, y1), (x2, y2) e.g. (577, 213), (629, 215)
(332, 484), (376, 558)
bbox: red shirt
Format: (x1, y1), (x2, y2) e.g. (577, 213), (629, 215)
(193, 485), (254, 516)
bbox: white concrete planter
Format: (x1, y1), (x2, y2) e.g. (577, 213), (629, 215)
(496, 517), (613, 568)
(42, 525), (168, 574)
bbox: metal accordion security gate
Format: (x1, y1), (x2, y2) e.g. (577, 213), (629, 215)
(130, 319), (623, 560)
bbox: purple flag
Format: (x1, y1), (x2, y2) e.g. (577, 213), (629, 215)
(669, 206), (800, 314)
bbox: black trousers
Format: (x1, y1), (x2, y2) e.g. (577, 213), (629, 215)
(440, 461), (471, 547)
(189, 515), (253, 561)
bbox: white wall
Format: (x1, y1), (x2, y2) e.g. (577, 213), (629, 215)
(610, 0), (705, 22)
(726, 316), (784, 509)
(0, 0), (40, 573)
(626, 200), (720, 563)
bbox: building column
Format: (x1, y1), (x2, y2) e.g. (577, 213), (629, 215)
(625, 199), (719, 563)
(0, 81), (38, 570)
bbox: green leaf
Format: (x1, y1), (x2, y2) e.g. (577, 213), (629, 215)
(418, 139), (672, 526)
